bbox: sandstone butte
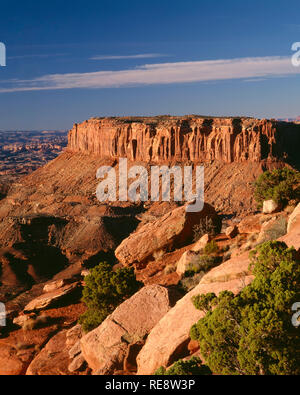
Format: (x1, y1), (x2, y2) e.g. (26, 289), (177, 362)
(68, 116), (300, 164)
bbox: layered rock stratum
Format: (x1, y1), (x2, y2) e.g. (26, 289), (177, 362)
(68, 116), (300, 165)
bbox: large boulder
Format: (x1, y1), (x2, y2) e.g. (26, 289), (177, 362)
(24, 283), (80, 312)
(137, 254), (253, 375)
(80, 285), (177, 374)
(115, 203), (219, 266)
(26, 330), (71, 375)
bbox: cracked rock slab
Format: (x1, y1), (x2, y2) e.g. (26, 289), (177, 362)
(24, 283), (80, 312)
(80, 285), (175, 374)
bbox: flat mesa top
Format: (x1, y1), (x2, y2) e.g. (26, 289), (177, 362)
(91, 115), (254, 122)
(72, 116), (298, 131)
(83, 115), (261, 128)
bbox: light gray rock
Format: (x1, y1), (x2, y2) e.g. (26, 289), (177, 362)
(43, 279), (68, 293)
(263, 200), (279, 214)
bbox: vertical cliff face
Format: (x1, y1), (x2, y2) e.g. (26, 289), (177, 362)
(68, 116), (300, 165)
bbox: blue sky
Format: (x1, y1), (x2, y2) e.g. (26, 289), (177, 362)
(0, 0), (300, 130)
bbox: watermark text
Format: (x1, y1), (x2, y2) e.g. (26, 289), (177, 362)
(292, 302), (300, 327)
(291, 42), (300, 67)
(96, 158), (204, 212)
(0, 43), (6, 67)
(0, 303), (6, 327)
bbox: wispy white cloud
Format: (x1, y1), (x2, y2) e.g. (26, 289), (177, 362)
(0, 55), (299, 93)
(90, 53), (168, 60)
(8, 53), (68, 60)
(243, 78), (267, 83)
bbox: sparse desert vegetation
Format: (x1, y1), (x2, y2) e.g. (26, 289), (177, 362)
(79, 262), (142, 332)
(154, 356), (211, 375)
(190, 241), (300, 375)
(254, 168), (300, 209)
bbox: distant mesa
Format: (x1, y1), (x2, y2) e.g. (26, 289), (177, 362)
(68, 116), (300, 167)
(0, 130), (68, 183)
(277, 116), (300, 124)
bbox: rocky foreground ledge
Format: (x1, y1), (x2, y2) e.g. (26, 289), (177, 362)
(1, 202), (299, 375)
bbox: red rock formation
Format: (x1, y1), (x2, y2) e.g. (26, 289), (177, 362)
(137, 261), (253, 375)
(80, 285), (176, 374)
(115, 203), (219, 266)
(68, 116), (300, 164)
